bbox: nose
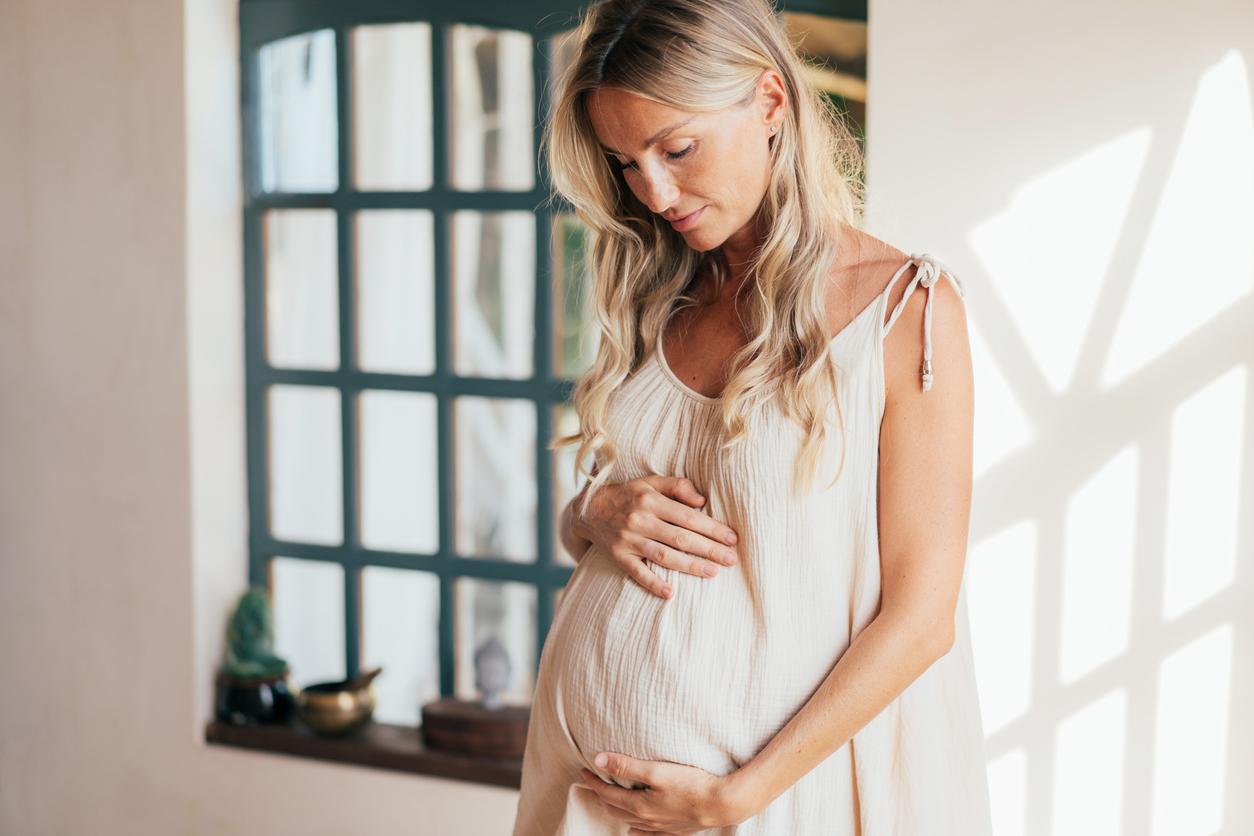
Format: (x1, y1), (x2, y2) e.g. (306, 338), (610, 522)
(633, 161), (680, 215)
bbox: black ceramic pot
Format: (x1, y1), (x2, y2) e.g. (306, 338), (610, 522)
(214, 669), (296, 726)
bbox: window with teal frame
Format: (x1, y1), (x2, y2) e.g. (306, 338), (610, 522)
(240, 0), (866, 728)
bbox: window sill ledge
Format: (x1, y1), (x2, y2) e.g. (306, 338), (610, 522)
(203, 718), (522, 789)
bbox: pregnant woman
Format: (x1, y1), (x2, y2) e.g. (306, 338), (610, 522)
(513, 1), (992, 833)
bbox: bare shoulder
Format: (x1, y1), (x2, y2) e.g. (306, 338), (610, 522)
(825, 222), (912, 336)
(826, 223), (970, 403)
(879, 252), (971, 408)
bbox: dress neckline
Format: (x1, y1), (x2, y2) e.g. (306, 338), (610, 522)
(653, 282), (885, 405)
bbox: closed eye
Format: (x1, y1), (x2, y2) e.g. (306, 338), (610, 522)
(614, 144), (695, 171)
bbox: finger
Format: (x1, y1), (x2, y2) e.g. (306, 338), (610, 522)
(621, 485), (737, 558)
(587, 788), (648, 824)
(645, 515), (739, 568)
(644, 541), (720, 578)
(634, 531), (725, 578)
(648, 475), (706, 508)
(654, 519), (739, 569)
(654, 500), (739, 553)
(581, 766), (650, 793)
(594, 796), (651, 825)
(595, 753), (657, 791)
(616, 554), (673, 600)
(657, 473), (707, 506)
(622, 527), (717, 578)
(582, 775), (649, 813)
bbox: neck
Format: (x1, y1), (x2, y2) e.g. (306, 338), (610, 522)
(709, 213), (765, 303)
(720, 215), (761, 279)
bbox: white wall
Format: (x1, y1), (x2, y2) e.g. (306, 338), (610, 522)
(0, 1), (516, 833)
(866, 1), (1254, 834)
(3, 0), (1251, 834)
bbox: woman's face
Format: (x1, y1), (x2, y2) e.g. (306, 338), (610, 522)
(586, 72), (785, 254)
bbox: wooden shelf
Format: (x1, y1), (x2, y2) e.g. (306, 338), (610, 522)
(204, 718), (523, 789)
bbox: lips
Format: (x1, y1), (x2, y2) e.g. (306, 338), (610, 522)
(668, 205), (706, 231)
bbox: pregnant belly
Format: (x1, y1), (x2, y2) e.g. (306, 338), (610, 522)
(539, 545), (838, 778)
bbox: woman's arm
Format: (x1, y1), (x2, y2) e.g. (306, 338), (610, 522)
(560, 459), (601, 563)
(723, 273), (975, 815)
(559, 481), (595, 563)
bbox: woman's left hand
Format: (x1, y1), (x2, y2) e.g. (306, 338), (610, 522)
(576, 752), (759, 834)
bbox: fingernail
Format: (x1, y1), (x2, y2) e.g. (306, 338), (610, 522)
(724, 550), (738, 565)
(595, 753), (608, 767)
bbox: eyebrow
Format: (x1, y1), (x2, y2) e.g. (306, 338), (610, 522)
(599, 115), (698, 156)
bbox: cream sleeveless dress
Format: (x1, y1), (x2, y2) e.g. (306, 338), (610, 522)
(511, 254), (993, 835)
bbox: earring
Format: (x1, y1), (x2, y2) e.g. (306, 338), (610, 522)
(769, 123), (778, 133)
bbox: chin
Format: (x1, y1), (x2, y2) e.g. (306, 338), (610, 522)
(680, 229), (723, 253)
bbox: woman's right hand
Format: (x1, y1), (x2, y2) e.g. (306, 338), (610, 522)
(574, 476), (741, 599)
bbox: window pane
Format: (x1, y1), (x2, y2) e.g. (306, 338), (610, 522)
(451, 211), (535, 379)
(780, 12), (868, 133)
(361, 566), (440, 726)
(358, 390), (438, 553)
(551, 403), (585, 567)
(352, 23), (434, 190)
(552, 213), (598, 378)
(271, 557), (346, 686)
(454, 577), (535, 706)
(356, 210), (435, 374)
(265, 209), (339, 370)
(454, 396), (536, 561)
(268, 385), (343, 544)
(448, 25), (534, 191)
(258, 29), (338, 193)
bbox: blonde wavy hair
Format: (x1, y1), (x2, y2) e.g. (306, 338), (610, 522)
(546, 0), (866, 518)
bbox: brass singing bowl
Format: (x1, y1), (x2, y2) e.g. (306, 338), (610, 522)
(295, 666), (382, 735)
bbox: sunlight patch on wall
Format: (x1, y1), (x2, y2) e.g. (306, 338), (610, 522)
(970, 128), (1151, 393)
(1101, 50), (1254, 387)
(1163, 365), (1247, 620)
(968, 520), (1037, 735)
(1151, 623), (1233, 836)
(1053, 688), (1127, 836)
(986, 748), (1027, 836)
(970, 315), (1034, 478)
(1060, 443), (1138, 684)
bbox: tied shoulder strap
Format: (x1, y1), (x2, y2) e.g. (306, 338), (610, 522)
(882, 253), (965, 392)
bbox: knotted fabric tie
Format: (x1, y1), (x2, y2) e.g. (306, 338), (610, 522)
(885, 253), (965, 392)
